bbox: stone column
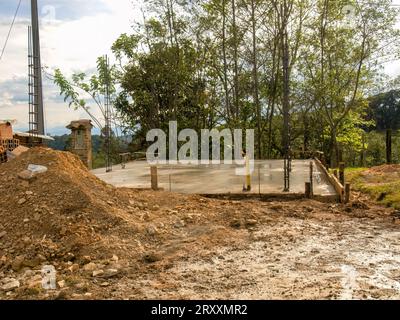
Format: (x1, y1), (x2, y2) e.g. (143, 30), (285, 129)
(66, 120), (93, 169)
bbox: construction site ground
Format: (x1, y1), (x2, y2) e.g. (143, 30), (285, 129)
(92, 160), (336, 196)
(0, 148), (399, 300)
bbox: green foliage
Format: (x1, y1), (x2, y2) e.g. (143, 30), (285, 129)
(368, 89), (400, 130)
(365, 131), (400, 166)
(47, 134), (71, 151)
(53, 0), (400, 166)
(47, 134), (129, 169)
(53, 56), (118, 130)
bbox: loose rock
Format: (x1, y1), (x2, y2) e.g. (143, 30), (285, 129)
(1, 279), (20, 292)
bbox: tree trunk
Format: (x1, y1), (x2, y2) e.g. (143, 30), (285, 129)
(281, 4), (290, 160)
(251, 0), (261, 159)
(231, 0), (240, 124)
(221, 0), (231, 124)
(386, 129), (392, 164)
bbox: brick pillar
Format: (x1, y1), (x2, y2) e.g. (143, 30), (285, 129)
(66, 120), (93, 169)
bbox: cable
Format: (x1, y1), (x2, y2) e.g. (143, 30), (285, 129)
(0, 0), (22, 62)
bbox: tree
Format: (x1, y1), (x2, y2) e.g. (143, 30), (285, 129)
(369, 90), (400, 131)
(299, 0), (399, 166)
(53, 56), (118, 131)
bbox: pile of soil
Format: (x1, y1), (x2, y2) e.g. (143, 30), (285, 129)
(364, 164), (400, 175)
(0, 148), (128, 263)
(0, 148), (247, 299)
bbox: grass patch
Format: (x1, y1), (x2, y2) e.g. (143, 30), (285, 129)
(345, 167), (400, 209)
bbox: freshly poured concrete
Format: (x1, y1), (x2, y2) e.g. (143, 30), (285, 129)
(92, 160), (336, 196)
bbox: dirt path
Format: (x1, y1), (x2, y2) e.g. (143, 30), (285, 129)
(124, 209), (400, 300)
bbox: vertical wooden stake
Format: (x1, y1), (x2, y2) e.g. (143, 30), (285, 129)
(345, 183), (351, 204)
(150, 166), (158, 191)
(305, 182), (311, 199)
(309, 161), (314, 197)
(333, 169), (338, 179)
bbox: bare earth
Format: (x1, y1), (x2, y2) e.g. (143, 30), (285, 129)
(113, 200), (400, 300)
(1, 148), (399, 300)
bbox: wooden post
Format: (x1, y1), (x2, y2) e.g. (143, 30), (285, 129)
(333, 169), (338, 179)
(345, 183), (351, 204)
(309, 161), (314, 197)
(305, 182), (311, 199)
(150, 166), (158, 191)
(339, 162), (345, 186)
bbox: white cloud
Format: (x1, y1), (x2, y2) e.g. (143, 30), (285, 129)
(0, 91), (13, 107)
(0, 0), (141, 134)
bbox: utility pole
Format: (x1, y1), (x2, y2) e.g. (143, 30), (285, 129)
(104, 55), (112, 173)
(31, 0), (45, 135)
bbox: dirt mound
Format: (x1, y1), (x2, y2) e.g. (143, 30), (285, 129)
(0, 148), (130, 266)
(0, 148), (244, 299)
(364, 164), (400, 175)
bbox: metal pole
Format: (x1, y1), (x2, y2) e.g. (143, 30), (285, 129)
(31, 0), (45, 135)
(105, 55), (112, 173)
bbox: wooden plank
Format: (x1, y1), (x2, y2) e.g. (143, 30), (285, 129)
(201, 193), (338, 203)
(314, 157), (344, 203)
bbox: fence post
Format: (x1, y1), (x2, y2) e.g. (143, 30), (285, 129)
(345, 183), (351, 204)
(309, 161), (314, 198)
(305, 182), (312, 199)
(150, 166), (158, 191)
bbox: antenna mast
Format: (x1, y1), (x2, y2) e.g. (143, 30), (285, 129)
(30, 0), (45, 136)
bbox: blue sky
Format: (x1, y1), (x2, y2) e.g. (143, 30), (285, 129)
(0, 0), (110, 21)
(0, 0), (139, 135)
(1, 0), (400, 136)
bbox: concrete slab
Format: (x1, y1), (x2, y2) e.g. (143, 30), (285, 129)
(92, 160), (336, 196)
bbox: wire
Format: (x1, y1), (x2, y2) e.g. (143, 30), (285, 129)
(0, 0), (22, 62)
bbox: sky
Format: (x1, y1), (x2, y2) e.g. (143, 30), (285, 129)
(0, 0), (141, 135)
(0, 0), (400, 136)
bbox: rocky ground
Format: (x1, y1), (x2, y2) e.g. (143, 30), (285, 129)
(0, 148), (399, 300)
